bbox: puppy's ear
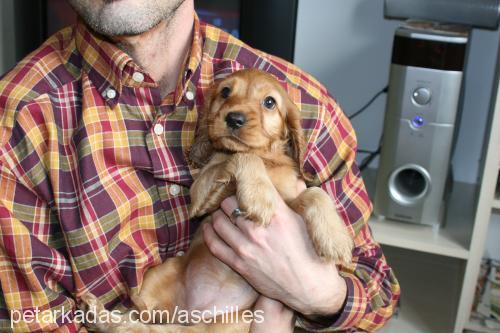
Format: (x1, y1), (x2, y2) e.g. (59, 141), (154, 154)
(285, 99), (312, 181)
(189, 88), (215, 168)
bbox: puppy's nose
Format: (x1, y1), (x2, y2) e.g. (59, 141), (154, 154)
(225, 112), (246, 129)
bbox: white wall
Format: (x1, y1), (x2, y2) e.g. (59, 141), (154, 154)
(294, 0), (500, 184)
(294, 0), (398, 160)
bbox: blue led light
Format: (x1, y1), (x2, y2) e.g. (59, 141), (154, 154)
(412, 116), (424, 128)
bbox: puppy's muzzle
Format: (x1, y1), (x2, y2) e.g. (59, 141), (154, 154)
(225, 112), (246, 129)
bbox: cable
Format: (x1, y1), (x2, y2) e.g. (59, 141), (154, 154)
(349, 86), (388, 169)
(351, 86), (388, 169)
(359, 146), (381, 171)
(357, 149), (377, 154)
(358, 134), (384, 171)
(348, 86), (388, 120)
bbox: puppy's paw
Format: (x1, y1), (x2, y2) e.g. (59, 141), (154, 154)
(80, 293), (134, 333)
(79, 293), (108, 331)
(189, 194), (215, 219)
(312, 226), (354, 263)
(190, 174), (234, 218)
(238, 186), (277, 226)
(290, 187), (354, 263)
(80, 292), (105, 313)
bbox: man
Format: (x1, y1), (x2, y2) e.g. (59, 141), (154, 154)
(0, 0), (400, 332)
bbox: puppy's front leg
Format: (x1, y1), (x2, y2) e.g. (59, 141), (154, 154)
(289, 187), (353, 263)
(229, 153), (278, 226)
(190, 153), (236, 218)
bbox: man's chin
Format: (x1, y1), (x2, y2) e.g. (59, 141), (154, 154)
(93, 15), (161, 37)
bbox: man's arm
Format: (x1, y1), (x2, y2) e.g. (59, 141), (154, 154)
(295, 94), (401, 331)
(0, 161), (84, 333)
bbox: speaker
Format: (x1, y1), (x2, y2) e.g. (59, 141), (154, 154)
(374, 22), (469, 226)
(384, 0), (500, 30)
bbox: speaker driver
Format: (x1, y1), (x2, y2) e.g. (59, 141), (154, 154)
(389, 164), (431, 206)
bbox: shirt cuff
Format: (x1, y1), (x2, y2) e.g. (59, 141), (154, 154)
(296, 273), (368, 332)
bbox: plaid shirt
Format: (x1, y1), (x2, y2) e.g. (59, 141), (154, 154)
(0, 15), (399, 333)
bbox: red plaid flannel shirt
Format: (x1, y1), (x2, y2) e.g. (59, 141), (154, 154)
(0, 15), (399, 332)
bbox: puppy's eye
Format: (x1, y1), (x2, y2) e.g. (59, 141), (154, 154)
(220, 87), (231, 99)
(263, 96), (276, 109)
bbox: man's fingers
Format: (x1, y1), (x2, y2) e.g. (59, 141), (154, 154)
(212, 210), (248, 248)
(204, 210), (252, 273)
(220, 196), (239, 222)
(220, 196), (264, 239)
(203, 221), (243, 271)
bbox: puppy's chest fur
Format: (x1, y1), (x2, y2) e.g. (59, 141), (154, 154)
(261, 157), (301, 202)
(220, 152), (301, 203)
(189, 151), (301, 219)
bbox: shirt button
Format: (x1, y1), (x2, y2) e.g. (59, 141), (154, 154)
(169, 184), (181, 196)
(153, 123), (164, 136)
(176, 250), (185, 257)
(132, 72), (145, 83)
(185, 90), (195, 101)
(105, 88), (117, 99)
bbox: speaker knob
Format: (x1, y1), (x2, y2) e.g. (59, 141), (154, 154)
(412, 87), (432, 105)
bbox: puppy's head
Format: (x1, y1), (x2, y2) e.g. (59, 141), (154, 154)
(190, 69), (306, 176)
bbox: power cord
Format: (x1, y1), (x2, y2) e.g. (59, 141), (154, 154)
(358, 131), (384, 171)
(349, 85), (388, 170)
(348, 86), (388, 120)
(359, 145), (381, 171)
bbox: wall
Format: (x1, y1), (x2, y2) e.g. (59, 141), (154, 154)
(294, 0), (500, 184)
(294, 0), (397, 165)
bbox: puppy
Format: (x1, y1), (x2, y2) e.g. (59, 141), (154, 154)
(81, 69), (353, 333)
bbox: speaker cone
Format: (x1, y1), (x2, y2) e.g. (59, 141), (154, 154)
(389, 164), (431, 206)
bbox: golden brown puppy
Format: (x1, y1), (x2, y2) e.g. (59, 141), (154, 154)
(81, 69), (353, 333)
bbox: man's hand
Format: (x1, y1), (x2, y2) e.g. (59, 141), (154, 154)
(202, 182), (348, 317)
(250, 296), (295, 333)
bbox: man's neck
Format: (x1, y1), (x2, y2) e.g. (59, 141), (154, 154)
(112, 1), (194, 98)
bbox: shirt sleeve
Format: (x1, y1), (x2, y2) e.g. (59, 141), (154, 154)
(296, 94), (401, 332)
(0, 161), (84, 333)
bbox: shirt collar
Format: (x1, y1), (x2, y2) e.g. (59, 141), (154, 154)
(170, 14), (203, 107)
(74, 15), (203, 108)
(185, 14), (202, 81)
(75, 19), (132, 107)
